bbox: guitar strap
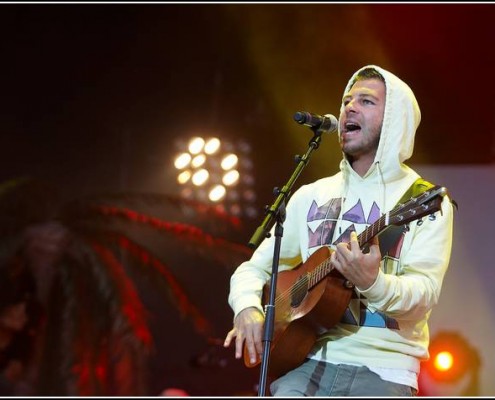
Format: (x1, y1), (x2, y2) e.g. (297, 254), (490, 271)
(375, 177), (435, 257)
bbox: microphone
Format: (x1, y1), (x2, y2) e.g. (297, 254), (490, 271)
(293, 111), (339, 133)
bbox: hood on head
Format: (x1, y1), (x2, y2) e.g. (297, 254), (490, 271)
(338, 65), (421, 182)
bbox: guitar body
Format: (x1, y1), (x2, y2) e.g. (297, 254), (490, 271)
(244, 246), (354, 379)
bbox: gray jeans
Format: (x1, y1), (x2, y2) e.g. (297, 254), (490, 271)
(270, 359), (417, 397)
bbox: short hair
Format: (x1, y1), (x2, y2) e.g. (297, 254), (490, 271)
(350, 67), (385, 87)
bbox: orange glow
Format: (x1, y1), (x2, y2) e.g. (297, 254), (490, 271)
(433, 351), (454, 372)
(422, 331), (480, 384)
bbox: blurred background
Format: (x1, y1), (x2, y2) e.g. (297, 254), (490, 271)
(0, 2), (493, 396)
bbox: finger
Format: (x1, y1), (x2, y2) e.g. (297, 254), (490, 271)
(336, 241), (352, 264)
(234, 333), (245, 359)
(330, 248), (340, 262)
(253, 325), (264, 356)
(243, 336), (258, 363)
(330, 250), (343, 273)
(335, 242), (348, 259)
(223, 329), (236, 348)
(349, 231), (360, 252)
(369, 235), (381, 258)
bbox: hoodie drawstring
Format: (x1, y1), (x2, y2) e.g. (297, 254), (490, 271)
(376, 160), (387, 214)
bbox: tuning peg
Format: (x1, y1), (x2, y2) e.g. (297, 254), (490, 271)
(417, 219), (423, 226)
(405, 224), (410, 232)
(273, 187), (281, 195)
(294, 155), (302, 163)
(429, 214), (436, 221)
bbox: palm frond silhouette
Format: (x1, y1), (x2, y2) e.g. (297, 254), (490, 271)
(0, 177), (252, 395)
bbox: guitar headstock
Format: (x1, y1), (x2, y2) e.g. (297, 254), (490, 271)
(389, 186), (447, 226)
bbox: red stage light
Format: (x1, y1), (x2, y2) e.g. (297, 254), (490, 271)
(422, 331), (479, 384)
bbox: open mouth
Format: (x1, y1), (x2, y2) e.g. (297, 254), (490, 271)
(344, 122), (361, 132)
(342, 121), (361, 136)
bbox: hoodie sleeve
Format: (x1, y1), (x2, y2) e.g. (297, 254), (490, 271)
(357, 193), (454, 320)
(227, 187), (307, 319)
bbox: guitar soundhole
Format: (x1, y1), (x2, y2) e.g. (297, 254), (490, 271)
(290, 275), (309, 308)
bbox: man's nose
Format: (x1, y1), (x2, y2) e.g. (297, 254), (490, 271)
(344, 100), (357, 113)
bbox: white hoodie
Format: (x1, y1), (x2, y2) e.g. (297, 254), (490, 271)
(228, 65), (454, 388)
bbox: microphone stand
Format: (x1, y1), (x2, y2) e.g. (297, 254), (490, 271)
(248, 129), (324, 396)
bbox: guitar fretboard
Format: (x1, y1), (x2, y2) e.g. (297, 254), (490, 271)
(358, 212), (388, 248)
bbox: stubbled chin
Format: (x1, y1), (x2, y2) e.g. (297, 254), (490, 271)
(341, 130), (361, 141)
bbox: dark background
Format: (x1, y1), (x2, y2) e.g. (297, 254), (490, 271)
(0, 3), (494, 395)
(1, 4), (493, 199)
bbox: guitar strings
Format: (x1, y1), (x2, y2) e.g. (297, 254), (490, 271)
(272, 213), (386, 308)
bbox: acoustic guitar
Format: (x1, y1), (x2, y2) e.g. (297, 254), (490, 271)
(243, 185), (447, 378)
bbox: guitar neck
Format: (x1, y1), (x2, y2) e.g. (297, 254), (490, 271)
(357, 212), (390, 249)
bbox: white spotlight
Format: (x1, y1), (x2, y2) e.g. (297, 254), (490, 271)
(174, 153), (192, 169)
(191, 154), (206, 168)
(208, 185), (226, 202)
(205, 138), (221, 154)
(221, 154), (238, 170)
(188, 137), (205, 155)
(177, 170), (191, 185)
(191, 169), (209, 186)
(222, 170), (240, 186)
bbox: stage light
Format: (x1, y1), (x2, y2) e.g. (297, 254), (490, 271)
(221, 154), (238, 170)
(180, 187), (194, 200)
(424, 331), (473, 383)
(434, 351), (454, 372)
(173, 136), (258, 218)
(177, 170), (191, 184)
(191, 169), (209, 186)
(222, 170), (240, 186)
(191, 154), (206, 168)
(242, 189), (256, 202)
(242, 173), (255, 186)
(245, 206), (258, 219)
(229, 204), (242, 216)
(188, 137), (205, 155)
(419, 330), (481, 396)
(204, 137), (221, 154)
(174, 153), (191, 169)
(228, 189), (239, 199)
(208, 185), (226, 202)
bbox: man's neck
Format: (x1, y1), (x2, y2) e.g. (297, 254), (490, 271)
(349, 155), (375, 177)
